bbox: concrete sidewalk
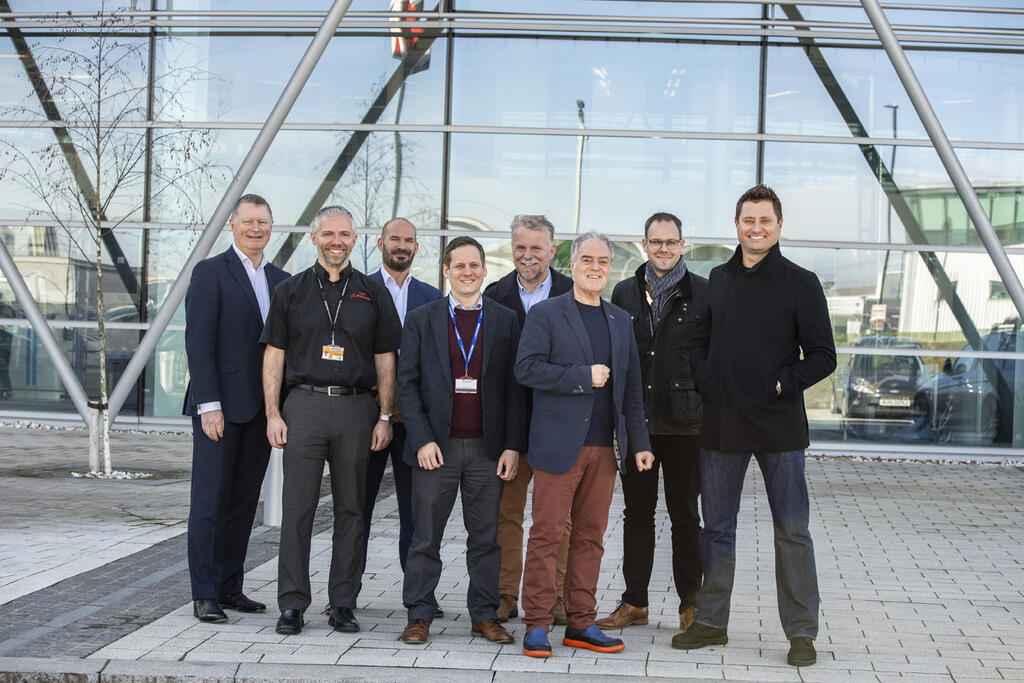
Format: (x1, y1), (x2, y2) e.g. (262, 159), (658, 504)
(0, 425), (1023, 681)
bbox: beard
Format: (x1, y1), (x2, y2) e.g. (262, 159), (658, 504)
(383, 250), (413, 272)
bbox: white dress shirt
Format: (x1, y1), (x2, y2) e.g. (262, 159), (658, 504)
(197, 245), (270, 416)
(517, 268), (552, 314)
(381, 265), (412, 324)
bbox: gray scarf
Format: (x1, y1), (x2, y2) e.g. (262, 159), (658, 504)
(645, 256), (687, 325)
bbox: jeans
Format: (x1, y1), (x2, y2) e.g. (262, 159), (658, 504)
(695, 448), (818, 640)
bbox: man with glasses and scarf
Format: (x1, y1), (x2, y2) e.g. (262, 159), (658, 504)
(599, 212), (707, 633)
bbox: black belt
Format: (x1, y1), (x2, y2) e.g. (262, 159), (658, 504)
(293, 383), (370, 397)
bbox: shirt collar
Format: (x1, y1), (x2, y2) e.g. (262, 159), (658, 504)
(380, 265), (411, 291)
(517, 268), (552, 296)
(232, 243), (267, 272)
(313, 260), (352, 284)
(448, 292), (483, 311)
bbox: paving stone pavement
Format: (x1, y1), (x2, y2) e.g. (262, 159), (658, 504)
(0, 424), (1023, 680)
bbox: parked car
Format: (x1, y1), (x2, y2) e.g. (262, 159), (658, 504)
(832, 336), (926, 420)
(914, 319), (1021, 446)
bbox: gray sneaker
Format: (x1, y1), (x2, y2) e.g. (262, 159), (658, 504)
(787, 637), (816, 667)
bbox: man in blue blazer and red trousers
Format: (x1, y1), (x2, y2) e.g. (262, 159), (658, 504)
(183, 194), (290, 622)
(515, 232), (654, 657)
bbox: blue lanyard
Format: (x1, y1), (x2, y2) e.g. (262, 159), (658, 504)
(448, 301), (483, 377)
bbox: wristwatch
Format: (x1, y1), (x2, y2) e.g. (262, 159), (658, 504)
(776, 380), (782, 397)
(379, 413), (393, 424)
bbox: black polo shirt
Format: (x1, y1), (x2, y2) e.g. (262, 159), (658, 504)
(260, 261), (402, 389)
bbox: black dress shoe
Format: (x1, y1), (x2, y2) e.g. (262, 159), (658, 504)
(276, 609), (304, 635)
(219, 592), (266, 612)
(193, 599), (227, 623)
(435, 606), (444, 619)
(328, 606), (360, 633)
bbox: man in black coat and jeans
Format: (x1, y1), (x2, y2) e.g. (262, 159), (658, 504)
(599, 212), (707, 633)
(671, 185), (836, 668)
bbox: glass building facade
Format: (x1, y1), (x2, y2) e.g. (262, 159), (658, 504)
(0, 2), (1022, 454)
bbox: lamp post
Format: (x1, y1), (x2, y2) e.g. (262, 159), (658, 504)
(878, 103), (899, 330)
(572, 99), (587, 233)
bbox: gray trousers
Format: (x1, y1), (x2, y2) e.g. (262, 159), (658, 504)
(403, 437), (504, 624)
(277, 389), (377, 613)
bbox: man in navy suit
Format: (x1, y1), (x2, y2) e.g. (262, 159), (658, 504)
(183, 193), (289, 622)
(396, 236), (525, 646)
(515, 232), (653, 657)
(483, 215), (574, 624)
(363, 217), (442, 579)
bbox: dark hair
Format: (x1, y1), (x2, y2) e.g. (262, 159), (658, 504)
(644, 212), (682, 237)
(232, 193), (273, 221)
(734, 184), (782, 222)
(443, 235), (486, 267)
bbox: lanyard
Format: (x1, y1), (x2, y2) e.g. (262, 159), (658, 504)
(448, 301), (483, 377)
(315, 272), (350, 346)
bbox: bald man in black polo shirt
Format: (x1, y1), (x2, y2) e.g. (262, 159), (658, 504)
(261, 205), (402, 637)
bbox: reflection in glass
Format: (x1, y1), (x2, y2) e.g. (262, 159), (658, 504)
(813, 326), (1023, 448)
(153, 33), (444, 125)
(453, 37), (759, 133)
(152, 130), (443, 234)
(449, 133), (755, 238)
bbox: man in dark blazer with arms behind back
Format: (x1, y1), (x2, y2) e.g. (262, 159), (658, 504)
(184, 193), (289, 622)
(484, 214), (574, 624)
(362, 217), (442, 582)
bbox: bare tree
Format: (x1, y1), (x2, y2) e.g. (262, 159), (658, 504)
(0, 2), (217, 474)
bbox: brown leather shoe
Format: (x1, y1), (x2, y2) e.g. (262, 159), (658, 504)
(496, 594), (518, 623)
(472, 619), (515, 644)
(680, 605), (696, 631)
(550, 596), (568, 625)
(399, 618), (429, 643)
(595, 601), (648, 629)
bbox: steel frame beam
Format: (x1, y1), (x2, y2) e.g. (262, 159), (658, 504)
(861, 0), (1024, 321)
(105, 0), (356, 424)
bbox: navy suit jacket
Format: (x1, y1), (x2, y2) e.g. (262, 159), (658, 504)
(397, 296), (527, 469)
(182, 247), (289, 423)
(367, 270), (443, 322)
(514, 291), (651, 475)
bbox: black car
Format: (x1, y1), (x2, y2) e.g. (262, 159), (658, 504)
(832, 336), (926, 420)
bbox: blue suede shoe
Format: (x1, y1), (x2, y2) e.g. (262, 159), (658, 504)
(523, 627), (552, 657)
(563, 624), (625, 653)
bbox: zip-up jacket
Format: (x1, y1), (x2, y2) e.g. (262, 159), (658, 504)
(611, 262), (708, 436)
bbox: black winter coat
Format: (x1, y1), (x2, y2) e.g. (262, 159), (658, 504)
(611, 263), (708, 436)
(690, 244), (836, 452)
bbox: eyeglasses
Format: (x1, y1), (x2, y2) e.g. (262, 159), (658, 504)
(646, 239), (681, 249)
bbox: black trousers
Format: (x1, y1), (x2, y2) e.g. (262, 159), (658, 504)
(187, 412), (271, 600)
(619, 433), (701, 609)
(277, 389), (377, 613)
(403, 437), (504, 624)
(361, 422), (413, 576)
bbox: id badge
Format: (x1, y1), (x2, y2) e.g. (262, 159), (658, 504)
(454, 376), (478, 394)
(321, 344), (345, 362)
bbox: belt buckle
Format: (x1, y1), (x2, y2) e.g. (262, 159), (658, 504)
(327, 386), (342, 397)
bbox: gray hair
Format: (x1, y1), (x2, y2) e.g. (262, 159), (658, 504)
(510, 214), (555, 244)
(311, 205), (354, 232)
(571, 231), (614, 263)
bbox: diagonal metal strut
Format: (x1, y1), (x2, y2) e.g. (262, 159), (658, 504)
(105, 0), (357, 424)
